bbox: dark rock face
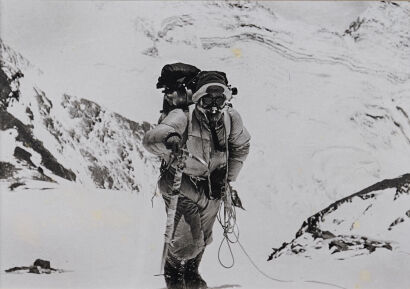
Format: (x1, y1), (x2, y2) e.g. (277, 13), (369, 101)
(89, 165), (114, 189)
(33, 259), (51, 269)
(0, 68), (22, 109)
(0, 110), (76, 181)
(1, 47), (77, 183)
(8, 182), (25, 191)
(1, 51), (154, 190)
(14, 147), (36, 167)
(344, 17), (366, 41)
(1, 44), (154, 190)
(300, 173), (410, 238)
(0, 162), (19, 179)
(5, 259), (63, 274)
(388, 217), (404, 230)
(269, 174), (410, 261)
(328, 236), (392, 254)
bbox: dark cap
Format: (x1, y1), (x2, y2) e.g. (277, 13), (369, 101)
(194, 71), (228, 91)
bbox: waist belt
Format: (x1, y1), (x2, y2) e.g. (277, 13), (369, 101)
(161, 163), (207, 181)
(160, 162), (212, 195)
(187, 174), (208, 186)
(187, 174), (207, 180)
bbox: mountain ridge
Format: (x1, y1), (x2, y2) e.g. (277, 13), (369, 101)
(269, 173), (410, 260)
(1, 39), (156, 191)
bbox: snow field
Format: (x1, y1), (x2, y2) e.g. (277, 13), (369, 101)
(2, 182), (408, 289)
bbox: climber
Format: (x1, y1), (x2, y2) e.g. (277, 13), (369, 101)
(143, 64), (251, 289)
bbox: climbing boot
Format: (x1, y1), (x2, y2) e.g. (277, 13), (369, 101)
(164, 253), (186, 289)
(184, 250), (207, 289)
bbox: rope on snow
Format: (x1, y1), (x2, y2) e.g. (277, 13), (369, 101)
(217, 195), (347, 289)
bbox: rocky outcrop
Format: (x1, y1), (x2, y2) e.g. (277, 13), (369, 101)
(0, 55), (76, 182)
(1, 38), (155, 191)
(268, 174), (410, 260)
(5, 259), (65, 274)
(0, 109), (76, 181)
(0, 162), (19, 179)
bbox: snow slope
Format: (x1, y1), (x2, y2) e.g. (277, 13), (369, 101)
(125, 0), (410, 236)
(0, 181), (165, 289)
(1, 1), (410, 288)
(1, 179), (408, 289)
(1, 39), (156, 192)
(269, 174), (410, 260)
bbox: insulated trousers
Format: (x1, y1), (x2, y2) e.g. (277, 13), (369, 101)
(158, 170), (221, 260)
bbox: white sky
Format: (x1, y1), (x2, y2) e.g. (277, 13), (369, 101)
(0, 0), (370, 121)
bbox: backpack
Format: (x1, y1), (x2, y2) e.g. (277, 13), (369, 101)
(156, 63), (235, 115)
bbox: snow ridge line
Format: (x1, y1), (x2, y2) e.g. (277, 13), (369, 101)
(268, 173), (410, 260)
(305, 173), (410, 225)
(200, 33), (408, 84)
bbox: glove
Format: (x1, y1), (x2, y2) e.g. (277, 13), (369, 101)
(163, 132), (182, 154)
(210, 167), (227, 199)
(230, 184), (245, 210)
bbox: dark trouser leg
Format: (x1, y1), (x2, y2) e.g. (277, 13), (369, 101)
(185, 249), (207, 289)
(164, 252), (185, 289)
(159, 171), (221, 288)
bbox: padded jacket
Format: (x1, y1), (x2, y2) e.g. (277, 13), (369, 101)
(143, 104), (250, 182)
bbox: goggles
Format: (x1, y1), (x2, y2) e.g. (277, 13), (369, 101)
(200, 94), (226, 109)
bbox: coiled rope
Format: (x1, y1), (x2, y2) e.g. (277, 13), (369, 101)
(216, 195), (347, 289)
(216, 201), (239, 269)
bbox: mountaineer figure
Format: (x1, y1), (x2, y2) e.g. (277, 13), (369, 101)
(143, 63), (250, 289)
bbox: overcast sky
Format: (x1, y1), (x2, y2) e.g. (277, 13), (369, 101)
(0, 0), (370, 121)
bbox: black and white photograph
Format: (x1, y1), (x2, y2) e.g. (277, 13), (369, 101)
(0, 1), (409, 288)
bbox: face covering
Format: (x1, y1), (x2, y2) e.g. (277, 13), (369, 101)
(200, 94), (226, 110)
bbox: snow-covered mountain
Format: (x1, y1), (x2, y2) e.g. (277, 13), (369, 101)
(0, 39), (155, 192)
(1, 1), (410, 288)
(269, 173), (410, 260)
(132, 0), (410, 241)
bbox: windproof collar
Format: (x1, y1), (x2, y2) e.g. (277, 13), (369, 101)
(192, 83), (232, 103)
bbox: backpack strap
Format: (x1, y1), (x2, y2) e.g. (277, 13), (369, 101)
(222, 106), (231, 184)
(222, 106), (231, 138)
(188, 104), (195, 136)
